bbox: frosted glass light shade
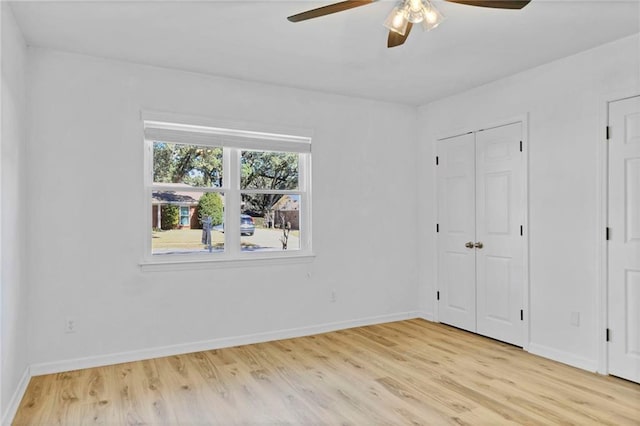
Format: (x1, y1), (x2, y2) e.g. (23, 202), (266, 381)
(384, 6), (409, 35)
(421, 2), (444, 31)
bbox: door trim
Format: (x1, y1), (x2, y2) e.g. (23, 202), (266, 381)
(598, 91), (640, 375)
(434, 114), (530, 351)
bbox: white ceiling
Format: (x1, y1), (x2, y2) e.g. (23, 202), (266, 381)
(9, 0), (640, 105)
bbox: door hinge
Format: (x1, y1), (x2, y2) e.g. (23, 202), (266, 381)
(520, 225), (523, 236)
(520, 309), (524, 321)
(436, 291), (440, 301)
(519, 140), (523, 152)
(606, 328), (610, 342)
(436, 156), (439, 165)
(606, 126), (610, 140)
(436, 223), (439, 233)
(606, 227), (611, 241)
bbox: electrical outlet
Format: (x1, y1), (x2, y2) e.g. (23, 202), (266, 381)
(330, 289), (337, 303)
(570, 312), (580, 327)
(65, 317), (77, 333)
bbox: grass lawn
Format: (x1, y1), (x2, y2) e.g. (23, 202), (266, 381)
(152, 227), (300, 252)
(152, 229), (224, 250)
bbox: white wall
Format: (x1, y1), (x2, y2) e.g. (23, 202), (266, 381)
(418, 34), (640, 369)
(1, 2), (29, 420)
(25, 48), (419, 370)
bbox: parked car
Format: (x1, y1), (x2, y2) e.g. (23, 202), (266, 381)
(241, 214), (255, 236)
(211, 214), (255, 236)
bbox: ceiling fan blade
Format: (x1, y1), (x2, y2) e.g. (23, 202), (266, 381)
(287, 1), (375, 22)
(388, 22), (413, 48)
(445, 0), (531, 9)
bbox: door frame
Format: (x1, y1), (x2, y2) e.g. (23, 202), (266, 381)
(598, 91), (640, 375)
(433, 114), (530, 351)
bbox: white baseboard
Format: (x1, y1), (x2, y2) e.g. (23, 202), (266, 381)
(528, 343), (598, 372)
(30, 311), (421, 376)
(2, 367), (30, 426)
(417, 311), (435, 322)
(415, 315), (599, 374)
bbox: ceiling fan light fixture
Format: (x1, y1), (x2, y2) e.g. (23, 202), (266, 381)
(405, 8), (424, 23)
(400, 0), (444, 26)
(287, 0), (531, 49)
(404, 0), (426, 23)
(383, 5), (409, 35)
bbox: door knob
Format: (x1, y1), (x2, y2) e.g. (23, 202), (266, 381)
(465, 242), (474, 248)
(475, 242), (484, 249)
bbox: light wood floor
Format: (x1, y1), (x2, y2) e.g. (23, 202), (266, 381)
(13, 319), (640, 425)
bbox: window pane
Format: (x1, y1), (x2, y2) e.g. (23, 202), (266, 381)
(179, 206), (189, 225)
(240, 194), (301, 252)
(241, 150), (299, 190)
(151, 191), (224, 255)
(153, 142), (223, 188)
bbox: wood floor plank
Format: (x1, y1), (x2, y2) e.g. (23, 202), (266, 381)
(264, 336), (406, 424)
(12, 320), (640, 425)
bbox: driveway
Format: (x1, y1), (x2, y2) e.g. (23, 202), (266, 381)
(240, 227), (300, 251)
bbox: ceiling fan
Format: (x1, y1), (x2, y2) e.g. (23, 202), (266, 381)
(287, 0), (531, 48)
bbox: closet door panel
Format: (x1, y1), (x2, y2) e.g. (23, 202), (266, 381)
(475, 122), (525, 346)
(437, 133), (477, 332)
(608, 95), (640, 383)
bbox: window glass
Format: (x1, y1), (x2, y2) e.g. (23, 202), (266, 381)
(241, 150), (299, 190)
(240, 194), (301, 252)
(153, 142), (223, 188)
(179, 206), (190, 226)
(151, 191), (224, 255)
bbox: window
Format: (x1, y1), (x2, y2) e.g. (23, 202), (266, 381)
(143, 119), (312, 264)
(179, 206), (190, 226)
(241, 150), (302, 252)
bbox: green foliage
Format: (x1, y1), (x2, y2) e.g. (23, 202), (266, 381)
(197, 193), (224, 227)
(160, 205), (180, 230)
(153, 143), (223, 187)
(241, 151), (299, 213)
(153, 143), (299, 216)
(241, 151), (298, 190)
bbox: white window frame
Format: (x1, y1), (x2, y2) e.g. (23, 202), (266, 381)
(179, 205), (190, 227)
(140, 115), (313, 270)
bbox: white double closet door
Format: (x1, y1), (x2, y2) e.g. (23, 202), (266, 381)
(437, 122), (526, 347)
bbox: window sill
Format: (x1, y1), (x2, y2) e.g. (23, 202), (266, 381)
(139, 252), (316, 272)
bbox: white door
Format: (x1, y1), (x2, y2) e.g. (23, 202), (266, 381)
(608, 95), (640, 383)
(437, 133), (477, 332)
(475, 123), (525, 346)
(437, 123), (525, 346)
